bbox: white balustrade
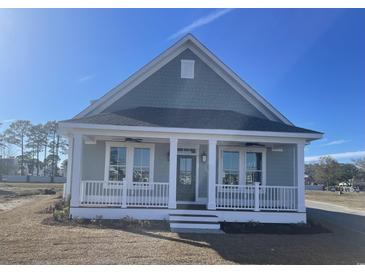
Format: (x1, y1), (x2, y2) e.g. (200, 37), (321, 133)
(80, 181), (169, 208)
(216, 183), (298, 211)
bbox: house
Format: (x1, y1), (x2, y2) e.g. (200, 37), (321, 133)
(59, 34), (323, 231)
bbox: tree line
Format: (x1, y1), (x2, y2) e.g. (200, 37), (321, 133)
(305, 156), (365, 188)
(0, 120), (67, 177)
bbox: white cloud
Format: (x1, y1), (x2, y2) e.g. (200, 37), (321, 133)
(78, 74), (94, 83)
(322, 139), (350, 146)
(167, 9), (233, 40)
(305, 151), (365, 163)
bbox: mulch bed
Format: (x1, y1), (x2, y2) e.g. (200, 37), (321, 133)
(221, 219), (331, 234)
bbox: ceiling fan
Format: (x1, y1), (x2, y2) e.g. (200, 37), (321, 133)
(124, 137), (143, 143)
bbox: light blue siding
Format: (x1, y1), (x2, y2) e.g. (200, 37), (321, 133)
(154, 143), (169, 183)
(82, 141), (105, 181)
(103, 49), (271, 120)
(266, 145), (295, 186)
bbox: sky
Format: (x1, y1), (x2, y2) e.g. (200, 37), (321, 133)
(0, 9), (364, 163)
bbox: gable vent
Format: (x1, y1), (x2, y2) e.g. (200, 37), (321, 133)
(181, 59), (195, 79)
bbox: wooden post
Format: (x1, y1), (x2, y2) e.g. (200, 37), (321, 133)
(168, 137), (178, 209)
(70, 133), (83, 207)
(254, 182), (260, 211)
(121, 181), (127, 208)
(64, 136), (73, 199)
(297, 142), (306, 213)
(207, 139), (217, 210)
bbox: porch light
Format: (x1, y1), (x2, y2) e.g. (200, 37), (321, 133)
(201, 152), (207, 163)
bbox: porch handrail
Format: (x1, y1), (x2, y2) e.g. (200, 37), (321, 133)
(80, 180), (169, 208)
(216, 183), (298, 211)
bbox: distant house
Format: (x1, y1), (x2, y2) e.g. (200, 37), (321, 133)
(59, 34), (323, 231)
(0, 156), (17, 176)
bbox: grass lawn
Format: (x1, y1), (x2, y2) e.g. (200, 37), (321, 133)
(1, 194), (365, 264)
(306, 190), (365, 211)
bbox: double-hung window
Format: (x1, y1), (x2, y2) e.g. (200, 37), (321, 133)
(221, 150), (240, 185)
(133, 148), (151, 183)
(108, 147), (127, 181)
(245, 152), (263, 185)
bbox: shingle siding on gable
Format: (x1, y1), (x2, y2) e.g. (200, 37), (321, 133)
(103, 49), (268, 120)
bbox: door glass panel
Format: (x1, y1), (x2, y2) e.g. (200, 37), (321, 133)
(179, 157), (192, 185)
(222, 151), (239, 185)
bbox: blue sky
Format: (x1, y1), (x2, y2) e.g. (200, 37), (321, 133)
(0, 9), (364, 163)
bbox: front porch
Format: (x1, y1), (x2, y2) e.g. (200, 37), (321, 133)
(64, 129), (307, 223)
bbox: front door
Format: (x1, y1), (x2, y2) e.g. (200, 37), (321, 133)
(177, 155), (196, 201)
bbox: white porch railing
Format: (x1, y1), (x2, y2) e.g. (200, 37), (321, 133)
(80, 180), (298, 211)
(216, 183), (298, 211)
(80, 181), (169, 208)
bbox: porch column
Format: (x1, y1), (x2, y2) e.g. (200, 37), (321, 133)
(64, 135), (74, 199)
(207, 139), (217, 210)
(296, 142), (305, 212)
(70, 133), (83, 207)
(168, 137), (178, 209)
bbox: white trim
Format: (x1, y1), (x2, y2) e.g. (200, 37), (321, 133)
(296, 142), (306, 212)
(104, 141), (155, 184)
(70, 207), (306, 224)
(168, 137), (178, 209)
(59, 122), (323, 141)
(70, 134), (83, 207)
(74, 34), (292, 125)
(207, 139), (217, 210)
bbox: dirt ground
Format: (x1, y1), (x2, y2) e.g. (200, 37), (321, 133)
(306, 190), (365, 211)
(1, 191), (365, 264)
(0, 182), (63, 211)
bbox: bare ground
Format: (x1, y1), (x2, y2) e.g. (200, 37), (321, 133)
(306, 190), (365, 211)
(1, 194), (365, 264)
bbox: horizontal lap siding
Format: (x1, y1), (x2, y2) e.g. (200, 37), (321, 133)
(82, 141), (106, 180)
(103, 49), (269, 120)
(266, 144), (295, 187)
(154, 143), (169, 183)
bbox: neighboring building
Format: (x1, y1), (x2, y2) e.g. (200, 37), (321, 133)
(0, 156), (18, 176)
(59, 34), (323, 231)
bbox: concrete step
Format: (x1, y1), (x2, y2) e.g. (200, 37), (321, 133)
(169, 214), (219, 223)
(168, 213), (221, 232)
(169, 222), (220, 230)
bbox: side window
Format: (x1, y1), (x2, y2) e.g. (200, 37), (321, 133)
(133, 148), (151, 182)
(222, 151), (239, 185)
(108, 147), (126, 181)
(245, 152), (262, 185)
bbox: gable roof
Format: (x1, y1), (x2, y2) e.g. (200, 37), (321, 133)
(63, 107), (321, 135)
(75, 34), (293, 125)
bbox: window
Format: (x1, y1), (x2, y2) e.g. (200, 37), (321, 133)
(181, 59), (195, 79)
(245, 152), (262, 185)
(108, 147), (126, 181)
(222, 151), (239, 185)
(105, 143), (154, 184)
(133, 148), (151, 182)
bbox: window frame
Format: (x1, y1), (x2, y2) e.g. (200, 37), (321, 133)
(180, 59), (195, 79)
(104, 142), (155, 186)
(218, 146), (266, 186)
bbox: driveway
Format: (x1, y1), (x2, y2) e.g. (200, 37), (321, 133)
(307, 200), (365, 236)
